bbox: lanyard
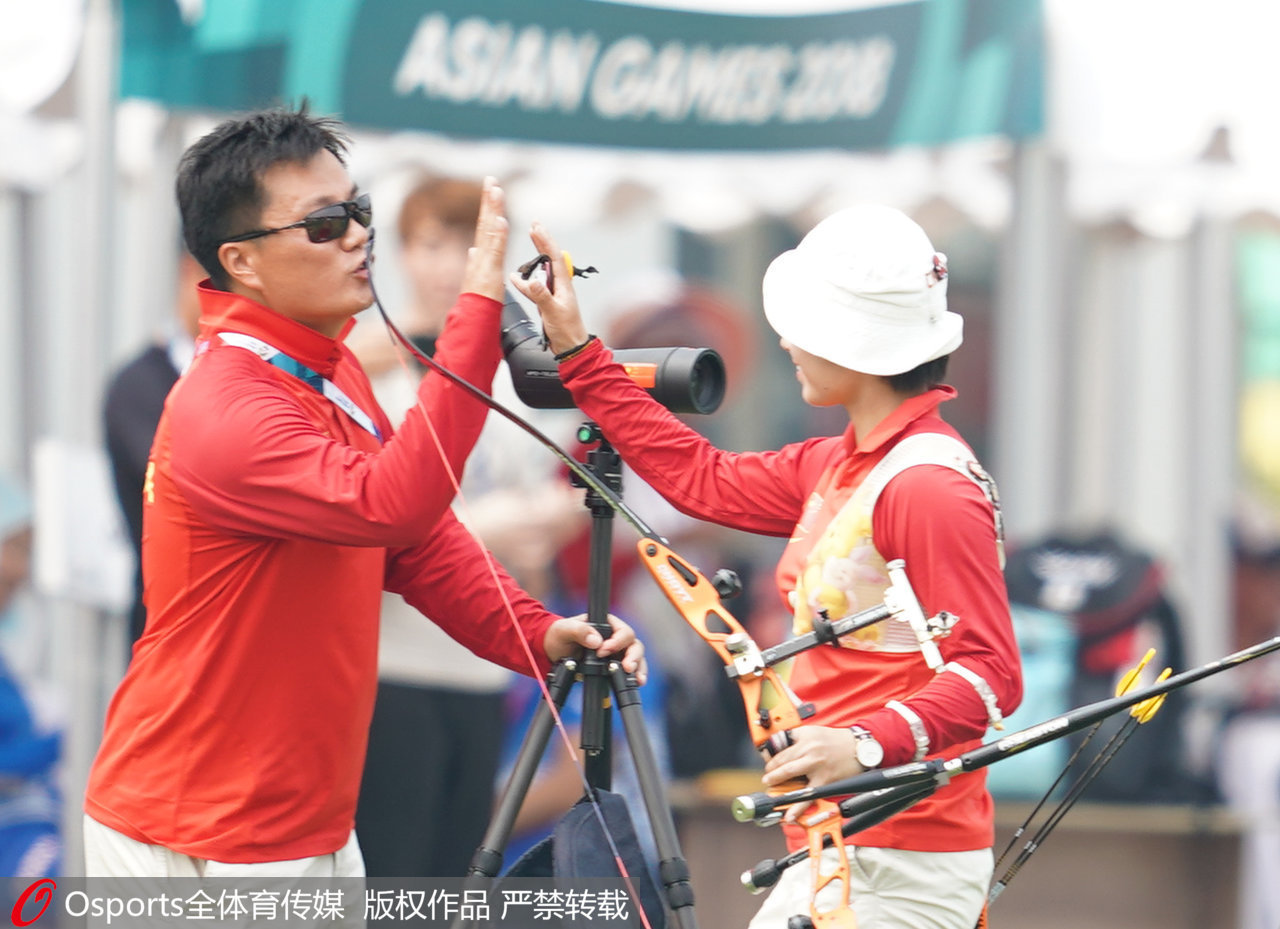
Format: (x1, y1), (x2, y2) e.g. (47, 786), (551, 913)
(215, 331), (384, 443)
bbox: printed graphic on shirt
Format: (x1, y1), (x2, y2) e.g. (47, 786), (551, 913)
(793, 490), (893, 648)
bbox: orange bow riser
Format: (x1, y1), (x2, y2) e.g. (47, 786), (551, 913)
(637, 537), (858, 929)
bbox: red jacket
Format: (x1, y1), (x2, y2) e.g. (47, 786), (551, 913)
(560, 341), (1021, 852)
(85, 285), (557, 863)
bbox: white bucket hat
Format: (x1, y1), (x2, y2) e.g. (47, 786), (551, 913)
(762, 204), (962, 376)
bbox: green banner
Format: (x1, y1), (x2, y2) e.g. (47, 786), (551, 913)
(120, 0), (1043, 151)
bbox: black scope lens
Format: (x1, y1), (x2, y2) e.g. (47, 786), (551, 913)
(501, 301), (726, 414)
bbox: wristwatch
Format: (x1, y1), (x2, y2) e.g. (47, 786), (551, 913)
(849, 726), (885, 769)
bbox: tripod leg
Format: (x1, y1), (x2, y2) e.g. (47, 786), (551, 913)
(610, 663), (699, 929)
(581, 456), (619, 790)
(467, 660), (578, 877)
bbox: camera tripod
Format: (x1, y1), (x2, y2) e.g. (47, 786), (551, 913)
(461, 425), (699, 929)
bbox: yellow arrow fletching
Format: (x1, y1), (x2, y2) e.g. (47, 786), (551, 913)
(562, 250), (574, 278)
(1115, 648), (1157, 697)
(1131, 667), (1172, 722)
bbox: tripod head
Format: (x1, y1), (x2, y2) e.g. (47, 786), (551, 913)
(571, 422), (623, 519)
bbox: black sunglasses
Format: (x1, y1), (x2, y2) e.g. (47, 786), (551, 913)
(221, 193), (373, 245)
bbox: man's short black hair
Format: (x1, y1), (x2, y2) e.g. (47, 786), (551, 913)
(176, 102), (350, 290)
(886, 354), (950, 395)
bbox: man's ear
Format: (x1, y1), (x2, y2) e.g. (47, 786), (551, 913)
(218, 241), (262, 293)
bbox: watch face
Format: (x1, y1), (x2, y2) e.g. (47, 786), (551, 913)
(856, 736), (884, 769)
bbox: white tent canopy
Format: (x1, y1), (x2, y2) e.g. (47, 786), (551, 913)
(8, 0), (1280, 220)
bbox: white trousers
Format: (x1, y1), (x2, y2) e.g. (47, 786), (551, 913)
(746, 844), (991, 929)
(83, 815), (366, 878)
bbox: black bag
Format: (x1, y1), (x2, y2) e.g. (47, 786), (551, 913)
(504, 790), (667, 928)
(1004, 530), (1197, 803)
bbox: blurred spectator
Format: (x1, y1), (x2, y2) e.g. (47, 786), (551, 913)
(0, 474), (61, 892)
(1000, 528), (1196, 803)
(103, 250), (203, 645)
(352, 175), (586, 877)
(1216, 501), (1280, 929)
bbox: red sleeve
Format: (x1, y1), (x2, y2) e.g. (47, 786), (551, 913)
(559, 340), (829, 536)
(860, 466), (1023, 761)
(384, 510), (558, 679)
(170, 293), (501, 547)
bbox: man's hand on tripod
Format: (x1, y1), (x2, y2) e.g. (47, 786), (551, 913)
(544, 614), (647, 685)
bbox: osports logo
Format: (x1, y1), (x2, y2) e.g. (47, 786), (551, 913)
(11, 878), (55, 926)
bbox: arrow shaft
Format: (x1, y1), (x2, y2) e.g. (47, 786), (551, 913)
(738, 636), (1280, 816)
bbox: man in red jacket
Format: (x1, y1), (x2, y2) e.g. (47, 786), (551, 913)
(513, 208), (1021, 929)
(83, 105), (642, 877)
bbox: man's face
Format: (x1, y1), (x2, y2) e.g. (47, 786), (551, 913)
(222, 150), (372, 336)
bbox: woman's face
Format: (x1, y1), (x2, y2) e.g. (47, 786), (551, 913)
(780, 338), (861, 408)
(401, 217), (473, 329)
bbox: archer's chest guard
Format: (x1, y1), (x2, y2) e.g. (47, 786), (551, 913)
(789, 433), (1004, 652)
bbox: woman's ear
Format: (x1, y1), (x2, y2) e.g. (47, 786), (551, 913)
(218, 241), (262, 293)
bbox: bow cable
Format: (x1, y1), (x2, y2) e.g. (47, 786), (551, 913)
(991, 648), (1157, 877)
(987, 665), (1171, 904)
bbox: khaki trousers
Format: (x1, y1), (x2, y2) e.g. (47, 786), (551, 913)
(746, 844), (992, 929)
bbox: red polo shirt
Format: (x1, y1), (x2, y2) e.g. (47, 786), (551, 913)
(85, 285), (556, 863)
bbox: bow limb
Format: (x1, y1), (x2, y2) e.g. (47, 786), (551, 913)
(801, 801), (858, 929)
(635, 536), (858, 926)
(636, 538), (816, 740)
